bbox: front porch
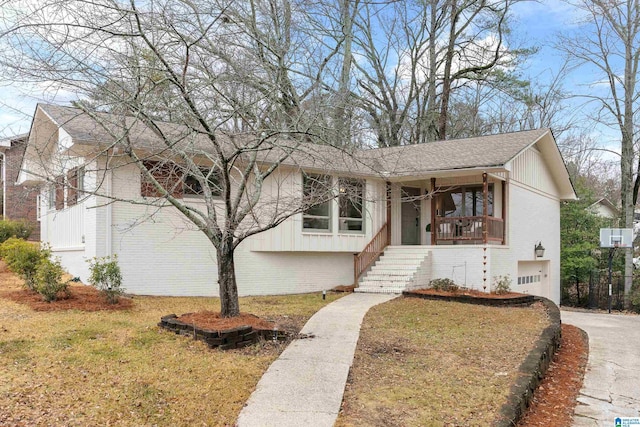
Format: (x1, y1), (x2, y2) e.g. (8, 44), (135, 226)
(389, 171), (506, 246)
(354, 171), (507, 288)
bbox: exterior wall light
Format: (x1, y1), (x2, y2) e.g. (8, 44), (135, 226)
(535, 242), (545, 258)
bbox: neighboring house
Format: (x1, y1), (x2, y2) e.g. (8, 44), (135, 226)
(0, 133), (40, 240)
(587, 198), (619, 224)
(18, 104), (576, 304)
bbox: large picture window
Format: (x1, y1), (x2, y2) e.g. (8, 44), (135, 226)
(184, 168), (222, 197)
(338, 178), (364, 233)
(437, 184), (494, 217)
(302, 174), (332, 231)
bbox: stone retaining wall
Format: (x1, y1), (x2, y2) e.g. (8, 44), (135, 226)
(496, 296), (562, 426)
(403, 290), (535, 307)
(158, 314), (288, 350)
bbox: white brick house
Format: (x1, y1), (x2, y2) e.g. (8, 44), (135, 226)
(19, 104), (575, 304)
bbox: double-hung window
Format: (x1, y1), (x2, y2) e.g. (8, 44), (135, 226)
(302, 174), (332, 231)
(338, 178), (365, 233)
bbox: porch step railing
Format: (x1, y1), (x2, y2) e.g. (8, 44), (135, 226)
(354, 222), (389, 286)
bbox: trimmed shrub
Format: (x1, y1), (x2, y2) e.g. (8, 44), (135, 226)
(34, 258), (68, 302)
(493, 275), (512, 295)
(88, 255), (124, 304)
(0, 219), (33, 244)
(429, 278), (459, 292)
(0, 238), (48, 291)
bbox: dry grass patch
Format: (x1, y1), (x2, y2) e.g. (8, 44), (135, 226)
(0, 271), (343, 426)
(336, 297), (550, 427)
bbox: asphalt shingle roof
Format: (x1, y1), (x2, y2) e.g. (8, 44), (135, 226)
(37, 104), (550, 177)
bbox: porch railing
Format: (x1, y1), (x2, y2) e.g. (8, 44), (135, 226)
(354, 222), (389, 286)
(435, 216), (504, 243)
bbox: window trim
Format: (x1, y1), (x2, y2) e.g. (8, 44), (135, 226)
(302, 173), (333, 233)
(337, 177), (365, 234)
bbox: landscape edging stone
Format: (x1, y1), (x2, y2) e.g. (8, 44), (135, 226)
(158, 313), (288, 350)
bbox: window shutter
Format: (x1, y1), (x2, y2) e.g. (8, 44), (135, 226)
(55, 175), (64, 210)
(67, 169), (78, 206)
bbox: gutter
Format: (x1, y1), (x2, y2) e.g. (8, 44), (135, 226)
(105, 169), (112, 257)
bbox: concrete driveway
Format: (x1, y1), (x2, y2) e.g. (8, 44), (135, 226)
(561, 310), (640, 426)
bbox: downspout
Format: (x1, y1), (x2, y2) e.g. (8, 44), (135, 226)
(105, 169), (112, 257)
(1, 152), (6, 219)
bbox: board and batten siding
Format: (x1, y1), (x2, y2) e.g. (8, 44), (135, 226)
(249, 173), (386, 252)
(509, 144), (559, 196)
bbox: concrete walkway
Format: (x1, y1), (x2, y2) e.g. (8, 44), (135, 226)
(237, 292), (397, 427)
(561, 310), (640, 426)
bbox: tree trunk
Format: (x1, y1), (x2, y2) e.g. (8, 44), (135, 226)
(437, 0), (458, 140)
(217, 239), (240, 318)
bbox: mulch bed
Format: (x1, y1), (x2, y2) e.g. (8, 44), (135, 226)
(410, 288), (527, 299)
(177, 311), (277, 331)
(1, 285), (134, 311)
(519, 324), (589, 426)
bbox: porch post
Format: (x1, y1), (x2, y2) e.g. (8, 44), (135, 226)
(482, 172), (488, 244)
(430, 177), (436, 245)
(386, 181), (391, 244)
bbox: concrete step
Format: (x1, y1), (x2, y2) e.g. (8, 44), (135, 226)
(355, 286), (404, 294)
(379, 252), (428, 259)
(357, 246), (431, 294)
(358, 279), (409, 288)
(370, 266), (420, 273)
(376, 257), (426, 265)
(366, 271), (415, 282)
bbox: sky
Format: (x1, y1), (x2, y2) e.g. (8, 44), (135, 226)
(0, 0), (624, 157)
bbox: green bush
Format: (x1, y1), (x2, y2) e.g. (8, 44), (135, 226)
(88, 255), (124, 304)
(34, 258), (68, 302)
(0, 238), (48, 291)
(0, 219), (33, 243)
(493, 275), (512, 295)
(429, 278), (458, 292)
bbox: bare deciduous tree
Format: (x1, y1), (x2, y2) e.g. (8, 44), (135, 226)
(559, 0), (640, 306)
(0, 0), (366, 317)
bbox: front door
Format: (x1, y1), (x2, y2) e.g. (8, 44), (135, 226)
(401, 187), (421, 245)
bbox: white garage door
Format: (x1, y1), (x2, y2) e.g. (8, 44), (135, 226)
(516, 261), (550, 299)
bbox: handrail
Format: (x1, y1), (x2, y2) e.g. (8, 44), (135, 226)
(354, 222), (389, 286)
(435, 216), (504, 242)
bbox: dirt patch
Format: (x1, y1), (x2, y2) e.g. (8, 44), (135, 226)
(177, 311), (277, 331)
(332, 285), (356, 293)
(519, 324), (589, 426)
(411, 287), (527, 299)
